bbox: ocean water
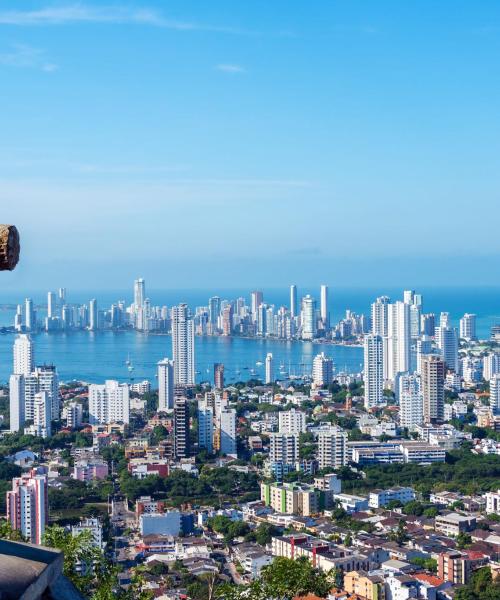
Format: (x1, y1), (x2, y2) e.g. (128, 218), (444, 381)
(0, 286), (498, 385)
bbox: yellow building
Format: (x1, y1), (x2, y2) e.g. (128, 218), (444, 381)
(343, 571), (385, 600)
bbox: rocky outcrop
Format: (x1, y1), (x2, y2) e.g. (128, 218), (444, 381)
(0, 224), (20, 270)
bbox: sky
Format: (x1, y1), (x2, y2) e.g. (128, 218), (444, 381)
(1, 1), (500, 290)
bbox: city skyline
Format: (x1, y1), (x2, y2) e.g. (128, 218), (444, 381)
(2, 1), (500, 289)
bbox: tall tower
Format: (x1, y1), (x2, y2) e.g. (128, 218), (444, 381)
(421, 354), (445, 423)
(301, 295), (317, 340)
(7, 469), (48, 544)
(172, 304), (195, 385)
(364, 334), (383, 410)
(9, 374), (25, 433)
(24, 298), (35, 331)
(214, 363), (225, 389)
(290, 285), (297, 319)
(265, 353), (274, 385)
(208, 296), (221, 332)
(371, 296), (390, 337)
(134, 278), (145, 308)
(157, 358), (175, 412)
(385, 301), (411, 381)
(399, 374), (423, 429)
(312, 352), (334, 386)
(174, 398), (190, 459)
(47, 291), (57, 319)
(320, 284), (329, 329)
(436, 324), (459, 373)
(251, 291), (263, 323)
(89, 299), (98, 331)
(460, 313), (477, 342)
(13, 334), (34, 376)
(198, 399), (214, 453)
(490, 374), (500, 416)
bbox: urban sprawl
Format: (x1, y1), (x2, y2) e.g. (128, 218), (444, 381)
(1, 280), (500, 599)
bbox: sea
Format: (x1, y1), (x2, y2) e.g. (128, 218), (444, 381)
(0, 286), (498, 386)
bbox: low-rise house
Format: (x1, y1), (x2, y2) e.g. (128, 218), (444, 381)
(434, 513), (476, 537)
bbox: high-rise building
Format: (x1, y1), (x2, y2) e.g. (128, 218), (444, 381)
(269, 433), (299, 465)
(174, 398), (190, 459)
(364, 334), (384, 410)
(208, 296), (220, 332)
(251, 291), (263, 322)
(320, 284), (329, 329)
(89, 299), (98, 331)
(58, 287), (66, 305)
(134, 278), (145, 309)
(198, 400), (213, 453)
(371, 296), (390, 337)
(9, 374), (25, 433)
(89, 380), (130, 424)
(312, 352), (334, 386)
(13, 334), (34, 376)
(459, 313), (477, 341)
(220, 408), (237, 457)
(278, 408), (306, 434)
(290, 285), (297, 319)
(25, 298), (35, 331)
(34, 365), (59, 421)
(222, 304), (233, 336)
(317, 427), (348, 469)
(421, 355), (445, 423)
(6, 468), (48, 544)
(421, 313), (436, 337)
(172, 304), (195, 385)
(66, 401), (83, 429)
(403, 290), (415, 304)
(436, 324), (459, 373)
(490, 374), (500, 416)
(265, 353), (274, 384)
(416, 335), (433, 375)
(399, 374), (423, 429)
(301, 295), (317, 340)
(214, 363), (224, 389)
(385, 301), (411, 381)
(157, 358), (175, 412)
(484, 353), (500, 381)
(32, 392), (51, 438)
(47, 291), (57, 319)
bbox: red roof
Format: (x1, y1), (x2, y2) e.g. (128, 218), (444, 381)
(413, 572), (446, 587)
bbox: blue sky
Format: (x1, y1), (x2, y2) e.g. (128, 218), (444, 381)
(1, 1), (500, 290)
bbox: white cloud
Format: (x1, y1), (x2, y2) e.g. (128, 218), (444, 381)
(0, 44), (58, 71)
(215, 63), (245, 73)
(0, 5), (256, 35)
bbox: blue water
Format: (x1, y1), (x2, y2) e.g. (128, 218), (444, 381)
(0, 286), (498, 385)
(0, 331), (363, 385)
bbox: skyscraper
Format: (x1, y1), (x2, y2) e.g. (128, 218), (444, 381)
(301, 295), (317, 340)
(89, 299), (98, 331)
(9, 374), (25, 433)
(13, 334), (34, 376)
(174, 398), (190, 459)
(198, 400), (213, 453)
(24, 298), (35, 331)
(364, 334), (383, 410)
(157, 358), (175, 412)
(33, 365), (59, 421)
(459, 313), (477, 341)
(290, 285), (297, 319)
(399, 374), (423, 429)
(214, 363), (224, 389)
(312, 352), (334, 386)
(265, 353), (273, 384)
(484, 353), (500, 381)
(7, 468), (48, 544)
(89, 380), (130, 424)
(172, 303), (195, 385)
(251, 291), (263, 322)
(421, 354), (445, 423)
(385, 301), (411, 380)
(371, 296), (390, 337)
(47, 291), (57, 319)
(32, 391), (51, 438)
(490, 374), (500, 415)
(134, 278), (145, 308)
(416, 335), (433, 375)
(208, 296), (220, 333)
(320, 284), (329, 329)
(220, 408), (237, 457)
(436, 324), (459, 373)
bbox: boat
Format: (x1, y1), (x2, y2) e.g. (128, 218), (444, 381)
(255, 361), (263, 366)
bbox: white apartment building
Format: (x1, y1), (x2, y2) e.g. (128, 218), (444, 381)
(484, 353), (500, 381)
(172, 303), (195, 385)
(363, 334), (383, 409)
(278, 408), (306, 434)
(312, 352), (334, 387)
(157, 358), (175, 411)
(89, 380), (130, 425)
(485, 490), (500, 514)
(9, 374), (25, 433)
(301, 295), (317, 340)
(368, 486), (415, 508)
(265, 353), (274, 384)
(490, 374), (500, 415)
(13, 334), (34, 376)
(459, 313), (477, 341)
(220, 408), (237, 457)
(399, 374), (424, 429)
(269, 433), (299, 465)
(385, 301), (411, 381)
(317, 427), (348, 469)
